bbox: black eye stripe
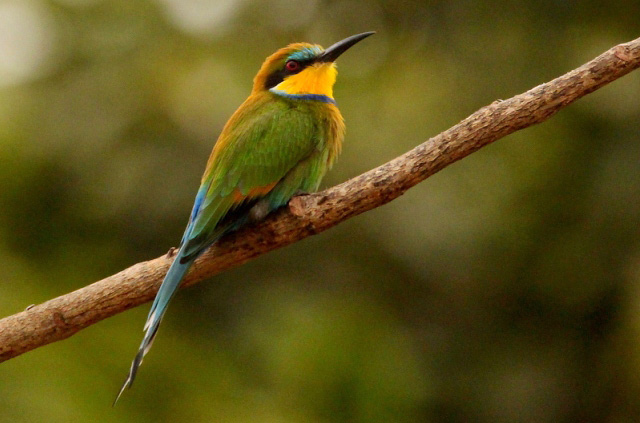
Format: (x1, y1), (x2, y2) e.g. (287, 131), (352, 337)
(264, 59), (312, 90)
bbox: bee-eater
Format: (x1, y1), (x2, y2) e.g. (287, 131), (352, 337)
(115, 31), (374, 402)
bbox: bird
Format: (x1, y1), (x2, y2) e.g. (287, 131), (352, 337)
(114, 31), (375, 404)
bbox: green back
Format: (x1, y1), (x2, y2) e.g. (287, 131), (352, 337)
(181, 93), (333, 260)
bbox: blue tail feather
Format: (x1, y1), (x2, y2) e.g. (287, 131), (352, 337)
(114, 198), (277, 405)
(114, 248), (194, 405)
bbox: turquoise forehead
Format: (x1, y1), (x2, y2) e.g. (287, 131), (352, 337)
(287, 46), (323, 62)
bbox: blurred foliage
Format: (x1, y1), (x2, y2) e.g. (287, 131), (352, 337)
(1, 0), (640, 422)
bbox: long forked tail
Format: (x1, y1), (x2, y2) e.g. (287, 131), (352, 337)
(114, 248), (195, 405)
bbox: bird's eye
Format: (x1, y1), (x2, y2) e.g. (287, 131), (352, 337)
(285, 60), (300, 72)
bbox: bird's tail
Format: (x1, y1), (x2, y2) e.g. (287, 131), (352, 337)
(114, 248), (194, 405)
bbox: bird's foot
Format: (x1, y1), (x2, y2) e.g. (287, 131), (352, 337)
(249, 199), (270, 222)
(166, 247), (177, 258)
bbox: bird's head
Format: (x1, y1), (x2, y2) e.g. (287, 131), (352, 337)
(253, 32), (374, 98)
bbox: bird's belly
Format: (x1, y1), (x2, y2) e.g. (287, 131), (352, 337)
(265, 148), (331, 210)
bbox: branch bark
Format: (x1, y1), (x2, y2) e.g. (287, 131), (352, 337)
(2, 37), (640, 363)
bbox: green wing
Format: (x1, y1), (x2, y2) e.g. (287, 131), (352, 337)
(181, 95), (323, 260)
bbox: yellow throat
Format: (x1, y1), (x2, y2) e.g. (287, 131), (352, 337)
(273, 62), (337, 98)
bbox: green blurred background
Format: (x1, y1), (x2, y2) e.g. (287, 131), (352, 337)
(1, 0), (640, 421)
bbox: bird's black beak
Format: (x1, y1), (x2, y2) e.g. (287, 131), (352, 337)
(317, 31), (375, 63)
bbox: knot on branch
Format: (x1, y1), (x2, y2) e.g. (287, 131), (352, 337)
(51, 309), (70, 331)
(288, 193), (321, 217)
(614, 45), (632, 62)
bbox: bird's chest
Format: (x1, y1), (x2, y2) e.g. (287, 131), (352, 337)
(319, 103), (345, 166)
(290, 101), (345, 163)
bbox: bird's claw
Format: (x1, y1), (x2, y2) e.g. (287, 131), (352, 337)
(249, 199), (270, 222)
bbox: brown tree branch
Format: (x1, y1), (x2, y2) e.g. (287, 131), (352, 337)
(1, 37), (639, 363)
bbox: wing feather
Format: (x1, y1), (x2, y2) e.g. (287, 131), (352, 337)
(181, 94), (321, 258)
